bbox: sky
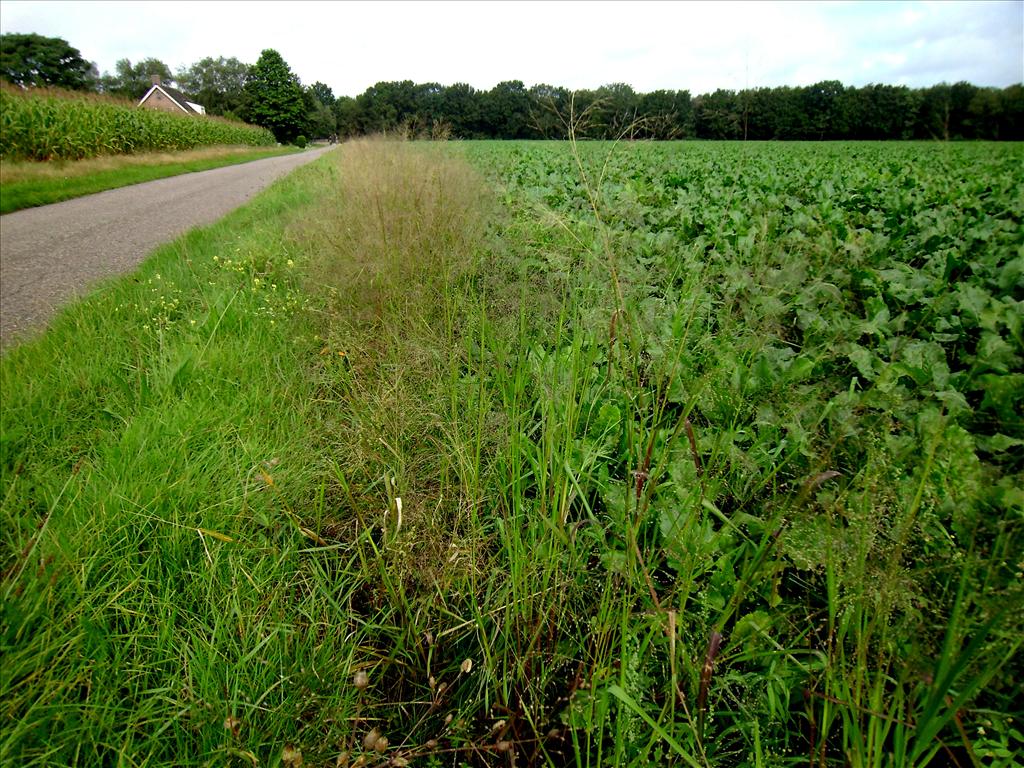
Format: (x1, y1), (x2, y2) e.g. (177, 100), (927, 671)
(2, 0), (1022, 97)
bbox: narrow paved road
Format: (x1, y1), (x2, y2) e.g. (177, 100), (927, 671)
(0, 145), (335, 346)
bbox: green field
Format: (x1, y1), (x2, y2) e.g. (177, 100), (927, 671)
(2, 139), (1021, 767)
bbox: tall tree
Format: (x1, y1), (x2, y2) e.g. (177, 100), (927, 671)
(0, 33), (97, 90)
(998, 84), (1024, 140)
(853, 84), (920, 139)
(303, 86), (336, 138)
(100, 58), (173, 99)
(482, 80), (532, 139)
(176, 56), (249, 117)
(916, 83), (954, 140)
(441, 82), (483, 137)
(636, 90), (691, 139)
(243, 49), (306, 143)
(693, 89), (742, 139)
(333, 95), (360, 137)
(310, 81), (335, 108)
(802, 80), (848, 139)
(356, 80), (418, 133)
(528, 83), (571, 138)
(593, 83), (639, 138)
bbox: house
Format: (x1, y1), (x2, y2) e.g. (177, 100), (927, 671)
(138, 75), (206, 115)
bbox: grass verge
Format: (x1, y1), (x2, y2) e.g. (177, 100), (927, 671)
(0, 145), (302, 214)
(1, 150), (341, 765)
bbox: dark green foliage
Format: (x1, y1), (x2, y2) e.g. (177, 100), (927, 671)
(483, 80), (532, 139)
(243, 48), (307, 143)
(330, 78), (1023, 141)
(310, 80), (335, 107)
(441, 82), (483, 137)
(302, 87), (335, 139)
(332, 95), (360, 137)
(355, 79), (419, 133)
(174, 56), (250, 117)
(99, 57), (174, 99)
(0, 33), (97, 90)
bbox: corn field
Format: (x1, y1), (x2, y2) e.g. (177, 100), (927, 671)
(0, 86), (275, 161)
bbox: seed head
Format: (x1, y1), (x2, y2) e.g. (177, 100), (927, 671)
(460, 658), (473, 674)
(363, 727), (382, 751)
(282, 744), (303, 767)
(353, 670), (369, 691)
(223, 715), (241, 737)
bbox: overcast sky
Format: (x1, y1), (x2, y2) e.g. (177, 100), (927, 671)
(2, 1), (1021, 97)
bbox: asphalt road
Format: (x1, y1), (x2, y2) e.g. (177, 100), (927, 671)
(0, 145), (335, 346)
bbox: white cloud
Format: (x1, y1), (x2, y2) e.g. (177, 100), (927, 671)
(1, 0), (1020, 96)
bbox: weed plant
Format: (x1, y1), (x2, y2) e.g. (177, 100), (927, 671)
(452, 136), (1023, 766)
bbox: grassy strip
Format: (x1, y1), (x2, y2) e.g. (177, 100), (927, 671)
(0, 145), (303, 214)
(1, 152), (345, 764)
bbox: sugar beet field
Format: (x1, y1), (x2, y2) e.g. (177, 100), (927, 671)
(2, 139), (1022, 767)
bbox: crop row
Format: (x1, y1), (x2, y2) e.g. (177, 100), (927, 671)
(0, 86), (275, 161)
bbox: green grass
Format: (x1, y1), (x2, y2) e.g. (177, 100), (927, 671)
(1, 152), (342, 765)
(2, 138), (1022, 767)
(0, 145), (304, 214)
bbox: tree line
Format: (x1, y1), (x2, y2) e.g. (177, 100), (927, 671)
(334, 79), (1023, 141)
(3, 32), (1022, 143)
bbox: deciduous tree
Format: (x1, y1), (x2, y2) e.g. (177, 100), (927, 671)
(310, 81), (335, 107)
(176, 56), (250, 117)
(0, 33), (97, 90)
(100, 58), (174, 99)
(243, 49), (306, 143)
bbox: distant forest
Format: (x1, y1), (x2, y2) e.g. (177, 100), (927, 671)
(2, 33), (1021, 141)
(333, 79), (1024, 141)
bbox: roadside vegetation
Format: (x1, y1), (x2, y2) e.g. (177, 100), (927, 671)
(0, 144), (302, 214)
(0, 84), (274, 162)
(2, 137), (1021, 767)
